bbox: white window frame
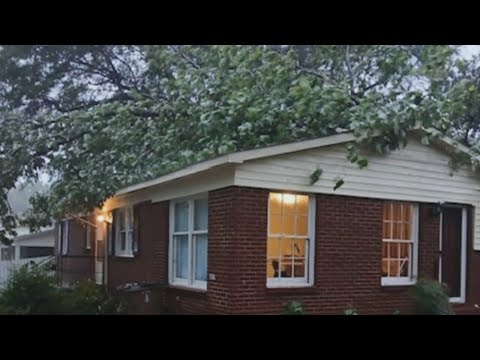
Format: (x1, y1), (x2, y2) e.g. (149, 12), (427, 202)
(381, 203), (419, 287)
(267, 193), (316, 289)
(169, 193), (208, 291)
(60, 220), (69, 256)
(115, 207), (134, 258)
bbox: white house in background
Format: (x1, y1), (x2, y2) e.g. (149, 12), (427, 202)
(0, 226), (55, 284)
(0, 226), (55, 262)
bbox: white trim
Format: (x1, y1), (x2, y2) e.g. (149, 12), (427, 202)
(169, 194), (208, 291)
(447, 206), (468, 304)
(381, 203), (419, 287)
(266, 193), (316, 288)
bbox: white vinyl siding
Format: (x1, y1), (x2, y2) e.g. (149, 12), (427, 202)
(234, 136), (480, 250)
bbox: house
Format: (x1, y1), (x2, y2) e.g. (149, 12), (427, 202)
(0, 226), (55, 285)
(54, 129), (480, 314)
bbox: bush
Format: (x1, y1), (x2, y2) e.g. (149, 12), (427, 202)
(410, 279), (454, 315)
(344, 306), (358, 315)
(0, 263), (63, 315)
(283, 301), (305, 315)
(65, 279), (128, 315)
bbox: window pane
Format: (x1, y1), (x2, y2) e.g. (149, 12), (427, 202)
(195, 234), (208, 281)
(284, 214), (295, 235)
(267, 259), (277, 278)
(382, 242), (388, 258)
(194, 198), (208, 231)
(393, 203), (402, 222)
(384, 203), (392, 221)
(174, 202), (189, 232)
(280, 239), (294, 278)
(403, 204), (412, 222)
(269, 214), (282, 234)
(267, 237), (280, 258)
(403, 222), (412, 240)
(296, 215), (308, 236)
(382, 259), (389, 277)
(120, 232), (127, 251)
(383, 222), (392, 239)
(269, 193), (282, 215)
(175, 235), (188, 279)
(292, 239), (306, 278)
(118, 209), (126, 231)
(296, 195), (309, 215)
(393, 223), (402, 240)
(283, 194), (296, 215)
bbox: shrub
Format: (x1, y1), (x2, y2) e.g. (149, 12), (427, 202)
(283, 301), (305, 315)
(65, 279), (127, 315)
(344, 306), (358, 315)
(0, 263), (63, 315)
(410, 278), (454, 315)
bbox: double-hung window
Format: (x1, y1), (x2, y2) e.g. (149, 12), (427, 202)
(170, 195), (208, 290)
(267, 192), (315, 288)
(115, 207), (134, 257)
(382, 201), (419, 286)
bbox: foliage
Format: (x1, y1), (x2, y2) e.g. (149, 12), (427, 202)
(410, 278), (454, 315)
(283, 300), (306, 315)
(309, 168), (323, 185)
(0, 262), (63, 314)
(2, 45), (480, 243)
(64, 279), (128, 315)
(344, 305), (358, 315)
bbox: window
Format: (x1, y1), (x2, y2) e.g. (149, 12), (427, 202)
(85, 224), (92, 250)
(115, 207), (134, 257)
(382, 202), (419, 286)
(170, 195), (208, 290)
(1, 246), (15, 261)
(59, 220), (69, 256)
(267, 192), (315, 287)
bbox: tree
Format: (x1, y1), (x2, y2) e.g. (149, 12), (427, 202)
(1, 45), (479, 244)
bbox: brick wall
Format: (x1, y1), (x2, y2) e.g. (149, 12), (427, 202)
(56, 216), (95, 286)
(201, 187), (474, 315)
(107, 201), (169, 315)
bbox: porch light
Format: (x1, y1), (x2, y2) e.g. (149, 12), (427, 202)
(97, 213), (112, 224)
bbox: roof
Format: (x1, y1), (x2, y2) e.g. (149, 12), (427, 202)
(115, 128), (477, 197)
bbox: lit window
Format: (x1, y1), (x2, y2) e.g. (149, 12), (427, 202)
(170, 196), (208, 290)
(382, 202), (418, 286)
(115, 207), (134, 257)
(267, 192), (315, 287)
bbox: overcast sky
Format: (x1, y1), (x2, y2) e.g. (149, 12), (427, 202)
(460, 45), (480, 59)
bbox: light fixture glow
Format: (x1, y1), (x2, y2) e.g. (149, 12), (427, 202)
(97, 214), (105, 223)
(283, 194), (296, 205)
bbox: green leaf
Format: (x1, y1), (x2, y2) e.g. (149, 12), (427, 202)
(333, 178), (344, 191)
(309, 168), (323, 185)
(357, 158), (368, 169)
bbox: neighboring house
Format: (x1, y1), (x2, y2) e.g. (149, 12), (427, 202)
(0, 226), (55, 285)
(55, 129), (480, 314)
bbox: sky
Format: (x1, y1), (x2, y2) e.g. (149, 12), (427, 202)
(459, 45), (480, 59)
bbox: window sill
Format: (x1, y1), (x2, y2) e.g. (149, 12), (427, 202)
(267, 283), (313, 289)
(168, 284), (207, 294)
(381, 278), (416, 287)
(115, 254), (134, 259)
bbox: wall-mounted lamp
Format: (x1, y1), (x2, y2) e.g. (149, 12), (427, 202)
(97, 213), (112, 224)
